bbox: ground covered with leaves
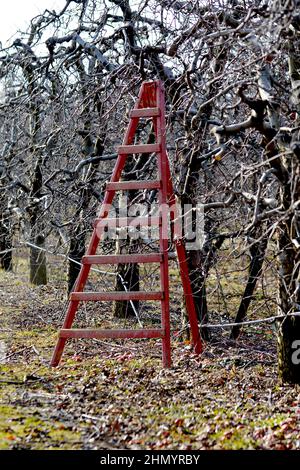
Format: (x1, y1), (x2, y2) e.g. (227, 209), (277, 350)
(1, 267), (300, 450)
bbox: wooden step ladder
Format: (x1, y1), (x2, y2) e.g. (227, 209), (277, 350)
(51, 80), (202, 368)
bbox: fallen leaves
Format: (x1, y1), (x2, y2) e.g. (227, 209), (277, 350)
(1, 270), (300, 450)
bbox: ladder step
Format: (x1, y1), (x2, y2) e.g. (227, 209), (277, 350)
(117, 143), (160, 154)
(106, 180), (161, 191)
(82, 253), (163, 264)
(70, 291), (164, 301)
(94, 216), (161, 228)
(130, 107), (160, 118)
(60, 328), (165, 339)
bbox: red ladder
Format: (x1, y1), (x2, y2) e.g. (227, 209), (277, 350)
(51, 80), (202, 368)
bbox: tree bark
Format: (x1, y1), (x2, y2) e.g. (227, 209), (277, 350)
(28, 162), (48, 286)
(277, 214), (300, 384)
(277, 315), (300, 384)
(277, 22), (300, 384)
(23, 59), (48, 286)
(29, 234), (47, 285)
(114, 260), (140, 318)
(68, 225), (86, 293)
(0, 193), (12, 271)
(66, 59), (106, 293)
(0, 216), (12, 271)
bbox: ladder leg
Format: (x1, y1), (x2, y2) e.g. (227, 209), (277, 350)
(165, 156), (203, 355)
(50, 300), (80, 366)
(160, 206), (171, 368)
(161, 270), (171, 367)
(50, 338), (66, 367)
(156, 82), (171, 368)
(175, 242), (203, 354)
(51, 233), (98, 366)
(162, 328), (171, 367)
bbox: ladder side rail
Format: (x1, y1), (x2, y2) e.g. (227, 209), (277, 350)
(155, 81), (171, 368)
(165, 157), (203, 355)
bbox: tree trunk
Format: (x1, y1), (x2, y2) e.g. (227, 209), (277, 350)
(277, 214), (300, 384)
(0, 213), (12, 271)
(28, 162), (48, 286)
(231, 236), (267, 340)
(29, 234), (47, 285)
(66, 63), (106, 294)
(68, 226), (86, 293)
(23, 60), (48, 286)
(277, 315), (300, 384)
(114, 261), (140, 318)
(277, 19), (300, 384)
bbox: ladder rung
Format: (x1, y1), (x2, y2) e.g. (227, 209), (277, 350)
(106, 180), (161, 191)
(82, 253), (163, 264)
(130, 107), (160, 118)
(94, 216), (161, 228)
(118, 143), (160, 154)
(70, 291), (164, 301)
(60, 328), (165, 339)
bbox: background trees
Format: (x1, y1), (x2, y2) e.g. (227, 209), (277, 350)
(0, 0), (299, 382)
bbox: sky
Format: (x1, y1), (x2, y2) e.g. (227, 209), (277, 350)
(0, 0), (66, 46)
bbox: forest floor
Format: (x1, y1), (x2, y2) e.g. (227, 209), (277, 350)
(0, 266), (300, 450)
